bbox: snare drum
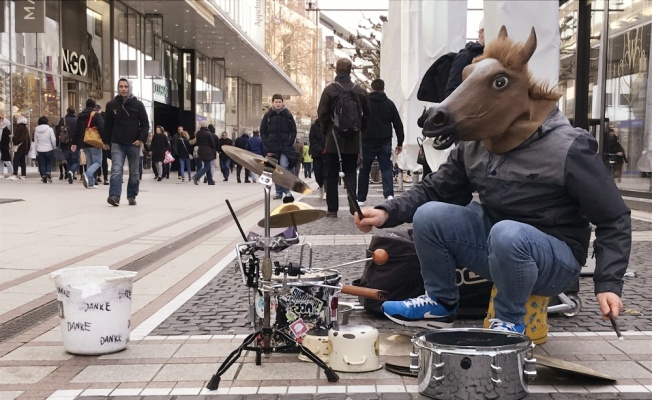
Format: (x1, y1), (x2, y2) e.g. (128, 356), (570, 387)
(410, 329), (536, 400)
(253, 270), (341, 347)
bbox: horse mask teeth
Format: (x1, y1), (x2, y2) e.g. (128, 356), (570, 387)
(432, 134), (456, 150)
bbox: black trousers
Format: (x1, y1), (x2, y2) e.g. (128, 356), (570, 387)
(313, 156), (325, 188)
(236, 163), (250, 181)
(325, 152), (357, 213)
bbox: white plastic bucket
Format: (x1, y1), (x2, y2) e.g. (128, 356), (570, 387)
(50, 266), (137, 355)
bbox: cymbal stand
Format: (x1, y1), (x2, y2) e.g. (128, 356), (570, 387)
(207, 166), (339, 391)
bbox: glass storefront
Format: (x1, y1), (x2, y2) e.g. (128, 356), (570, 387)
(559, 0), (651, 193)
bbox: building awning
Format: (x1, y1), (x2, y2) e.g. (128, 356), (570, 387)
(121, 0), (301, 96)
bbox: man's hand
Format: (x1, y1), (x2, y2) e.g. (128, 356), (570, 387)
(354, 208), (389, 233)
(395, 145), (403, 155)
(133, 140), (143, 146)
(70, 145), (77, 152)
(596, 292), (623, 320)
(102, 144), (110, 150)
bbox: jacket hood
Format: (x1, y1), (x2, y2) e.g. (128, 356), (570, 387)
(540, 107), (570, 135)
(35, 124), (51, 133)
(115, 79), (135, 102)
(465, 41), (484, 52)
(369, 91), (388, 102)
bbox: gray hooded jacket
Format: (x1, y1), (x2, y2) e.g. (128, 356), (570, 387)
(377, 108), (631, 297)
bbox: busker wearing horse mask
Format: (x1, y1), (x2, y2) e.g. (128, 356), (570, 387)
(355, 26), (631, 334)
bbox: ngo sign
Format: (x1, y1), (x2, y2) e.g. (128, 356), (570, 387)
(15, 0), (45, 33)
(63, 49), (88, 77)
(153, 80), (170, 104)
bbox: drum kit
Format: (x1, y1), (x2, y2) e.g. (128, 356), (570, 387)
(206, 147), (615, 399)
(207, 147), (387, 390)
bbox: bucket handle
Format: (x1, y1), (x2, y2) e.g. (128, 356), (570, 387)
(343, 355), (367, 365)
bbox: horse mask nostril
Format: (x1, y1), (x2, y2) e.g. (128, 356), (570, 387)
(433, 111), (446, 126)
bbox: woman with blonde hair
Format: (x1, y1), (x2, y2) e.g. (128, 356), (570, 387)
(177, 130), (192, 181)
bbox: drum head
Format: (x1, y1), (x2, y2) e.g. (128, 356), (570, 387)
(413, 328), (530, 353)
(272, 269), (340, 284)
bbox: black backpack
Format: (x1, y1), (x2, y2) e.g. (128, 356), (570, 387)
(417, 52), (457, 103)
(353, 229), (493, 318)
(332, 82), (362, 135)
(58, 120), (70, 145)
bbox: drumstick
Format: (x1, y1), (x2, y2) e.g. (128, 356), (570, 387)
(341, 285), (387, 300)
(608, 311), (624, 341)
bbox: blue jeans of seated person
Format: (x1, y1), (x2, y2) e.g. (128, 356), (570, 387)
(84, 147), (103, 186)
(358, 143), (394, 201)
(412, 201), (582, 325)
(109, 143), (141, 199)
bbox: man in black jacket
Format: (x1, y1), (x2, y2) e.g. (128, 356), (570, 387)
(55, 107), (79, 184)
(357, 79), (404, 205)
(234, 130), (251, 183)
(260, 94), (297, 201)
(216, 131), (234, 182)
(104, 78), (150, 206)
(317, 58), (371, 217)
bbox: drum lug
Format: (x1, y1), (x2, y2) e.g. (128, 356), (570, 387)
(491, 356), (503, 387)
(433, 352), (445, 383)
(409, 351), (419, 373)
(524, 343), (537, 380)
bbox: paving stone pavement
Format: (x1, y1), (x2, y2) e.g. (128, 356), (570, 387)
(44, 394), (652, 400)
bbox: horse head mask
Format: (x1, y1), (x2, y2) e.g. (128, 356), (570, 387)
(423, 26), (562, 154)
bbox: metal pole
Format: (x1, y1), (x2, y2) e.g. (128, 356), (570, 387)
(574, 0), (592, 131)
(596, 0), (610, 155)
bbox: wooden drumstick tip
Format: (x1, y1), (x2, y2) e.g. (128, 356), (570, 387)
(372, 249), (389, 265)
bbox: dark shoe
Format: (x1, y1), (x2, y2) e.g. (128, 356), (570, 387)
(96, 177), (102, 183)
(67, 171), (74, 184)
(208, 182), (216, 185)
(128, 198), (137, 206)
(325, 211), (338, 218)
(192, 176), (199, 185)
(237, 178), (241, 183)
(81, 173), (89, 188)
(283, 193), (295, 203)
(203, 178), (207, 183)
(107, 196), (120, 207)
(42, 176), (47, 183)
(244, 180), (251, 183)
(47, 174), (52, 183)
(103, 181), (109, 186)
(59, 175), (64, 180)
(157, 177), (162, 182)
(223, 178), (228, 182)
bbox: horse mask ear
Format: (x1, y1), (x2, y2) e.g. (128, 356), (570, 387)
(518, 27), (537, 67)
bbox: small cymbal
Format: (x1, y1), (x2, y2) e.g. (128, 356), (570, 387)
(222, 146), (311, 194)
(258, 202), (327, 228)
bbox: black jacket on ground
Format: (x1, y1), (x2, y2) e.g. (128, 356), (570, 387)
(76, 108), (105, 149)
(194, 127), (215, 161)
(444, 41), (485, 99)
(104, 95), (150, 145)
(362, 91), (404, 147)
(260, 107), (297, 160)
(317, 74), (371, 154)
(55, 112), (78, 150)
(309, 120), (324, 159)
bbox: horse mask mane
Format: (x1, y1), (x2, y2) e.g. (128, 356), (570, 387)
(423, 26), (562, 154)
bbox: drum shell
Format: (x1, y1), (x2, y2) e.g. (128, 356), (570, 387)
(328, 325), (382, 373)
(412, 329), (533, 400)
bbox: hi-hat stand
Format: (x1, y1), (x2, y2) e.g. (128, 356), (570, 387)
(207, 164), (339, 391)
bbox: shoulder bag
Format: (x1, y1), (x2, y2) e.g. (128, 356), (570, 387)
(83, 112), (104, 148)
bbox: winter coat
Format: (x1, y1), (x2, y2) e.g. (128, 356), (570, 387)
(246, 135), (265, 156)
(260, 106), (297, 160)
(377, 108), (631, 297)
(55, 112), (78, 151)
(217, 137), (233, 161)
(317, 74), (371, 154)
(150, 133), (170, 162)
(177, 137), (191, 160)
(76, 108), (105, 149)
(308, 120), (325, 159)
(607, 137), (628, 164)
(362, 91), (404, 147)
(12, 124), (30, 154)
(302, 145), (312, 163)
(104, 94), (150, 145)
(444, 41), (485, 99)
(33, 124), (57, 152)
(1, 125), (11, 161)
(234, 133), (249, 150)
(194, 127), (215, 161)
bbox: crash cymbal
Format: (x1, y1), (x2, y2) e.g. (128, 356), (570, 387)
(222, 146), (311, 194)
(258, 202), (327, 228)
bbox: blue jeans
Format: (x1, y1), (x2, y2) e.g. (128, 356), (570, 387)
(37, 151), (53, 177)
(220, 157), (231, 180)
(275, 153), (291, 196)
(358, 143), (394, 200)
(64, 149), (79, 175)
(109, 143), (141, 199)
(84, 147), (103, 187)
(195, 159), (214, 183)
(179, 158), (191, 178)
(412, 201), (582, 325)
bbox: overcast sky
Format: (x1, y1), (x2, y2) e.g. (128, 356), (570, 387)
(318, 0), (389, 33)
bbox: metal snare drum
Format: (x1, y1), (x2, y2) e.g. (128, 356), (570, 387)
(410, 328), (536, 400)
(252, 269), (341, 347)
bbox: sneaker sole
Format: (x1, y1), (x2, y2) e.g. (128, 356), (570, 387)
(384, 313), (454, 329)
(82, 174), (89, 188)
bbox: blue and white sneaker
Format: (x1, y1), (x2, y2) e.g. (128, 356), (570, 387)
(382, 294), (457, 329)
(488, 318), (526, 334)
